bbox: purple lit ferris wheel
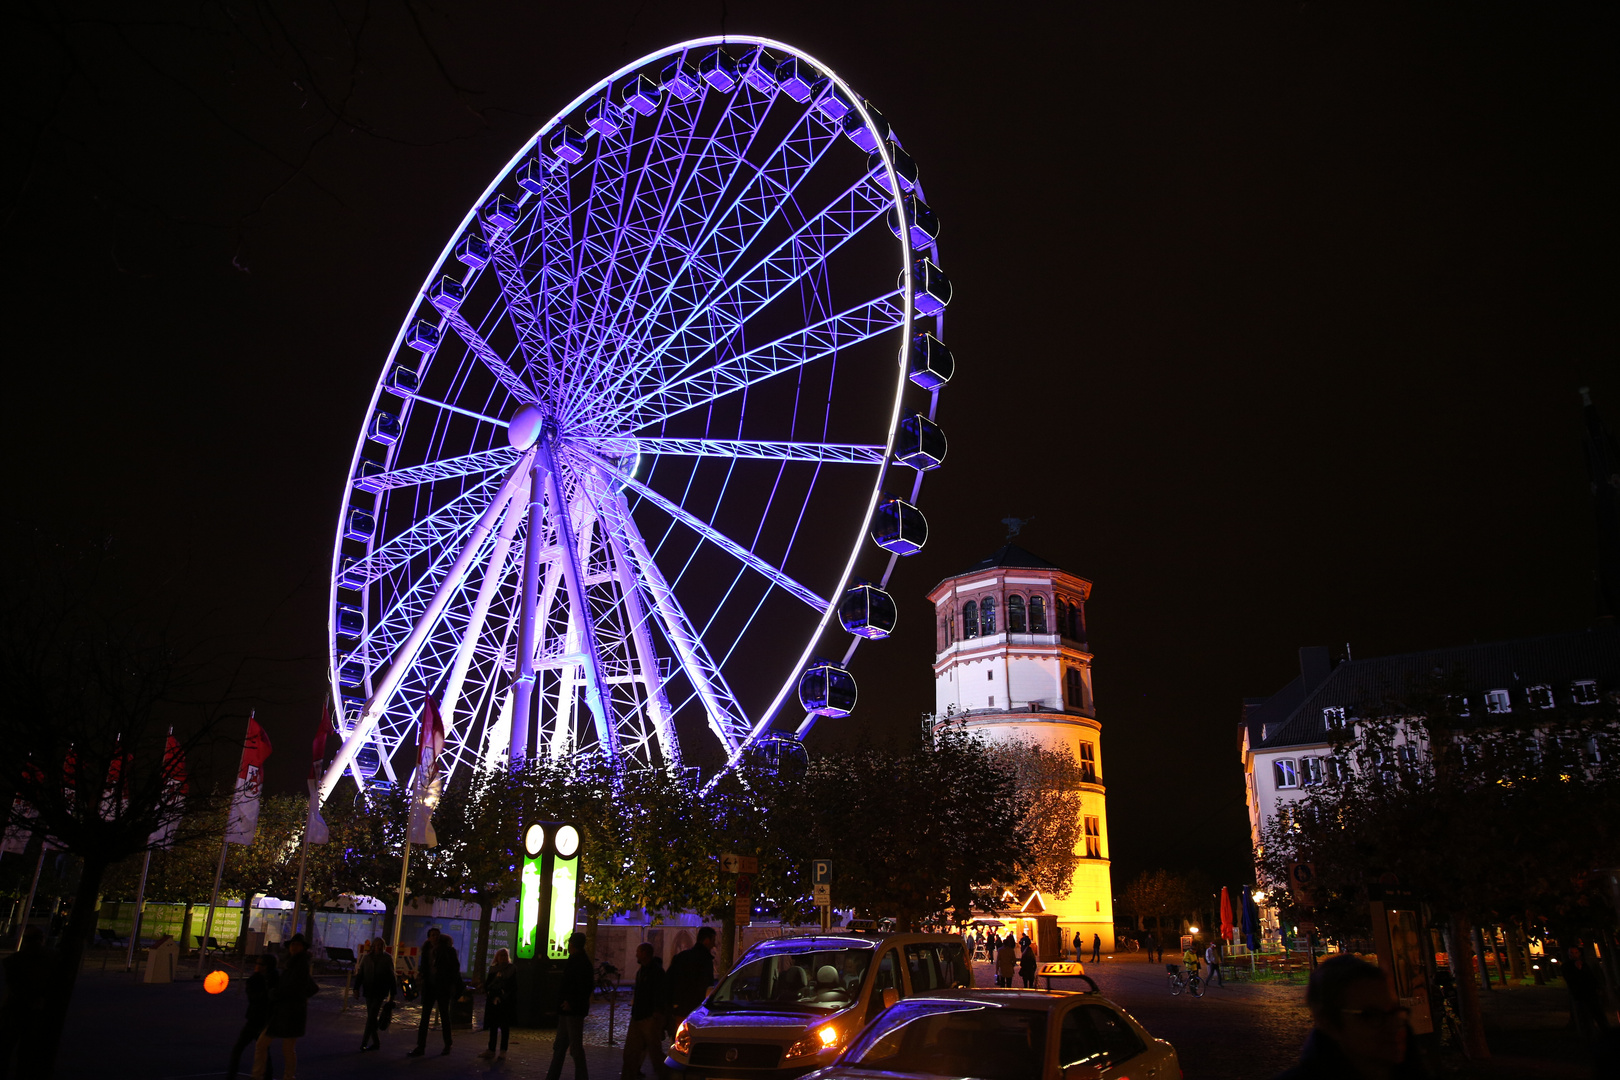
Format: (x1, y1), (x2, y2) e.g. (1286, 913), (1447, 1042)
(319, 37), (953, 800)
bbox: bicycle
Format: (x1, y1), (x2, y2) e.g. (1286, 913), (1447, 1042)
(594, 960), (620, 996)
(1167, 964), (1204, 997)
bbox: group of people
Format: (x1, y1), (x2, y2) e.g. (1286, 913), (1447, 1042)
(224, 924), (725, 1080)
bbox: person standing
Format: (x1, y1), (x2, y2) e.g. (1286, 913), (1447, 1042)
(1205, 938), (1224, 989)
(667, 926), (717, 1028)
(1145, 931), (1159, 964)
(479, 948), (515, 1062)
(621, 943), (670, 1080)
(1092, 934), (1103, 964)
(1073, 930), (1084, 960)
(255, 934), (318, 1080)
(356, 937), (396, 1051)
(412, 934), (462, 1056)
(410, 927), (442, 1055)
(1273, 955), (1429, 1079)
(1018, 942), (1037, 989)
(995, 937), (1016, 989)
(545, 932), (593, 1080)
(228, 954), (277, 1078)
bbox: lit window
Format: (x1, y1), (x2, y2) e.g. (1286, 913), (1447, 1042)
(1007, 595), (1025, 633)
(1323, 706), (1346, 731)
(1324, 757), (1346, 783)
(1397, 744), (1417, 767)
(1526, 685), (1554, 709)
(1274, 759), (1299, 789)
(1572, 680), (1599, 706)
(962, 601), (977, 640)
(1300, 757), (1324, 786)
(1029, 595), (1047, 633)
(980, 596), (997, 636)
(1079, 742), (1097, 783)
(1084, 816), (1101, 857)
(1484, 689), (1511, 714)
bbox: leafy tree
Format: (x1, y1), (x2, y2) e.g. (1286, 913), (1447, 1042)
(413, 766), (524, 979)
(989, 739), (1085, 901)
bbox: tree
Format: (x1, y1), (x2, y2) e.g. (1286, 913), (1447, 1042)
(1257, 675), (1620, 1061)
(1119, 869), (1199, 935)
(413, 766), (524, 980)
(989, 739), (1085, 901)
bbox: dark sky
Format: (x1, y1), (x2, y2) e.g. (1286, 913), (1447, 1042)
(5, 1), (1616, 889)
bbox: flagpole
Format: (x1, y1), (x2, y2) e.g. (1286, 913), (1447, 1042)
(290, 817), (312, 941)
(390, 839), (412, 959)
(14, 843), (46, 950)
(197, 831), (229, 978)
(125, 849), (153, 971)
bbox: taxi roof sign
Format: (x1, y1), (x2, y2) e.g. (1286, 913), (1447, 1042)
(1037, 961), (1086, 977)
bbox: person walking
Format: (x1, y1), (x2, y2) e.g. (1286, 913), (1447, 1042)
(667, 926), (717, 1028)
(1274, 955), (1429, 1079)
(254, 934), (318, 1080)
(1204, 939), (1224, 989)
(1092, 934), (1102, 964)
(1018, 942), (1037, 989)
(621, 943), (670, 1080)
(545, 932), (593, 1080)
(479, 948), (516, 1061)
(995, 937), (1016, 989)
(1145, 931), (1159, 964)
(412, 934), (462, 1056)
(227, 954), (278, 1078)
(409, 927), (442, 1055)
(356, 936), (396, 1051)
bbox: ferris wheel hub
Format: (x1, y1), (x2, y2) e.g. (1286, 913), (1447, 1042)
(507, 404), (548, 450)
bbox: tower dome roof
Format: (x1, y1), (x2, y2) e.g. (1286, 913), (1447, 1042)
(954, 543), (1062, 576)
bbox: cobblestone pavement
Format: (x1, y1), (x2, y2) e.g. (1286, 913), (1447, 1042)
(47, 949), (1611, 1079)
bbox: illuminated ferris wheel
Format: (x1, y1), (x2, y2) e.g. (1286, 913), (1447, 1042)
(319, 37), (953, 800)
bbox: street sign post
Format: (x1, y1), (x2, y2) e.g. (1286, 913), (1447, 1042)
(813, 859), (833, 931)
(720, 854), (759, 874)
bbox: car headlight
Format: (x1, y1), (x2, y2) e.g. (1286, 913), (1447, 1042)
(672, 1020), (691, 1055)
(784, 1022), (846, 1059)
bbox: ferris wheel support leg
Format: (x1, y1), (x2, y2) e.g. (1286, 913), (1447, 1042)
(440, 477), (529, 743)
(536, 435), (623, 763)
(509, 459), (546, 768)
(319, 448), (536, 803)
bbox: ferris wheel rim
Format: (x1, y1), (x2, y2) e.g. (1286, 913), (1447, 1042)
(324, 36), (939, 797)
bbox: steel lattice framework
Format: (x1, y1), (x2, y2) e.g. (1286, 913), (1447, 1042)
(320, 37), (952, 802)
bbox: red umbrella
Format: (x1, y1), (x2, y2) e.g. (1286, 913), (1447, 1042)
(1220, 887), (1235, 941)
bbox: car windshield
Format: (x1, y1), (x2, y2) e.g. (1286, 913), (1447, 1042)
(842, 1001), (1048, 1080)
(709, 944), (875, 1012)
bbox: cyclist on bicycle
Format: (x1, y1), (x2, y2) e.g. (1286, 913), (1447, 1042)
(1182, 945), (1202, 980)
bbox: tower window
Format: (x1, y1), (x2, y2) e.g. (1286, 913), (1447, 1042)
(1083, 816), (1101, 858)
(1078, 742), (1097, 783)
(1572, 680), (1599, 705)
(1323, 706), (1346, 731)
(1029, 595), (1047, 633)
(1484, 689), (1511, 714)
(1526, 685), (1554, 709)
(962, 600), (977, 640)
(987, 670), (993, 681)
(1066, 668), (1084, 707)
(980, 596), (997, 635)
(1007, 594), (1025, 633)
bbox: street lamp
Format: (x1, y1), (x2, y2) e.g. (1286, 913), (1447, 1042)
(1252, 891), (1267, 904)
(1189, 925), (1201, 935)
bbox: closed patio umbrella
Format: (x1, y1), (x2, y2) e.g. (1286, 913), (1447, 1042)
(1219, 887), (1234, 943)
(1240, 887), (1259, 952)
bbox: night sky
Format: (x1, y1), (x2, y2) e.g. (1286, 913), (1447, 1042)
(6, 2), (1616, 889)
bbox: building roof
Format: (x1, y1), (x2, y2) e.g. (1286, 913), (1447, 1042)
(955, 544), (1063, 576)
(1246, 628), (1620, 751)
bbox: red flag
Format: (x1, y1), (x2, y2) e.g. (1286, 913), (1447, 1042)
(225, 715), (273, 845)
(407, 693), (444, 847)
(149, 733), (187, 848)
(309, 699), (333, 781)
(305, 700), (334, 845)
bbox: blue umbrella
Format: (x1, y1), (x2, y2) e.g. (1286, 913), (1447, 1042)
(1240, 887), (1259, 952)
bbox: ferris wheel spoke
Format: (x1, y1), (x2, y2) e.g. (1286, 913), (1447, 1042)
(346, 473), (508, 586)
(322, 448), (536, 800)
(578, 447), (827, 612)
(487, 234), (549, 393)
(440, 308), (538, 406)
(438, 477), (529, 740)
(619, 291), (907, 431)
(365, 446), (521, 492)
(593, 171), (892, 411)
(556, 123), (637, 399)
(595, 490), (752, 754)
(576, 435), (885, 465)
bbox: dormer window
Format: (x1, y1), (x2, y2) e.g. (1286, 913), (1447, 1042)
(1572, 680), (1599, 705)
(1526, 685), (1554, 709)
(1323, 706), (1346, 731)
(1484, 689), (1512, 714)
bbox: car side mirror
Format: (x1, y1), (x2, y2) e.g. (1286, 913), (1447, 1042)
(881, 988), (899, 1010)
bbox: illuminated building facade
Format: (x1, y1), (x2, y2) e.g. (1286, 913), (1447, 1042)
(928, 545), (1114, 953)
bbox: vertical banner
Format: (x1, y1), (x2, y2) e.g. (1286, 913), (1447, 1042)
(225, 715), (273, 845)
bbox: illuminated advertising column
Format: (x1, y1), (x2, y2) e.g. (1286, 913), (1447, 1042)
(513, 821), (579, 1027)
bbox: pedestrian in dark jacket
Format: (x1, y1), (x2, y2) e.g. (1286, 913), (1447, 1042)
(545, 932), (593, 1080)
(1145, 932), (1159, 963)
(666, 927), (717, 1023)
(228, 954), (278, 1079)
(621, 943), (670, 1080)
(995, 939), (1016, 988)
(1273, 956), (1431, 1079)
(255, 935), (318, 1080)
(1019, 943), (1037, 988)
(1092, 934), (1103, 964)
(479, 949), (516, 1061)
(412, 934), (461, 1056)
(356, 937), (396, 1052)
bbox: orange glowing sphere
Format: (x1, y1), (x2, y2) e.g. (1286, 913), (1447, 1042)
(204, 970), (230, 994)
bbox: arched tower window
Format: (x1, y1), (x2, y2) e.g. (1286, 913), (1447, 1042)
(962, 600), (977, 640)
(980, 596), (997, 635)
(1056, 598), (1069, 637)
(1007, 595), (1025, 633)
(1066, 667), (1083, 707)
(1029, 595), (1047, 633)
